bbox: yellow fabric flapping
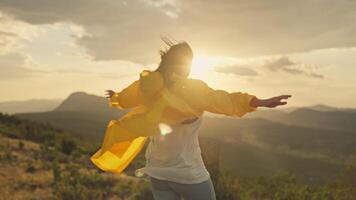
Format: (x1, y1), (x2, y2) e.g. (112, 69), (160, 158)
(90, 70), (258, 174)
(91, 136), (147, 173)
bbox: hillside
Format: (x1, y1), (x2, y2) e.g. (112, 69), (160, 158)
(198, 117), (355, 183)
(246, 106), (356, 132)
(54, 91), (118, 114)
(0, 99), (62, 115)
(1, 113), (355, 199)
(11, 92), (356, 183)
(15, 92), (127, 141)
(0, 113), (153, 200)
(200, 117), (356, 162)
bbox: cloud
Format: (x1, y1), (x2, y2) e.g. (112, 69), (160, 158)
(0, 14), (18, 52)
(142, 0), (181, 18)
(0, 0), (355, 63)
(52, 68), (138, 80)
(0, 30), (17, 52)
(0, 52), (48, 80)
(0, 13), (41, 52)
(264, 56), (294, 71)
(215, 64), (258, 76)
(263, 56), (324, 79)
(0, 0), (176, 64)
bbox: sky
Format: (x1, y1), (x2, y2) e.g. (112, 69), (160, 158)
(0, 0), (355, 108)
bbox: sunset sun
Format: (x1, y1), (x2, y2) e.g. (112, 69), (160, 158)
(190, 55), (219, 80)
(0, 1), (355, 199)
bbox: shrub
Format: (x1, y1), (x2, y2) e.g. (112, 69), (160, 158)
(59, 138), (77, 155)
(18, 141), (24, 150)
(25, 163), (36, 173)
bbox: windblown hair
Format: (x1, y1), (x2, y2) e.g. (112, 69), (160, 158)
(155, 36), (193, 86)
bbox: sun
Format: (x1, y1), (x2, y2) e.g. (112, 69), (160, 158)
(190, 56), (219, 80)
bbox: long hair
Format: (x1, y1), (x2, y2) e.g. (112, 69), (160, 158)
(155, 36), (193, 86)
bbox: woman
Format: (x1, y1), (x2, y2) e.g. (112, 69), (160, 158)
(93, 38), (291, 200)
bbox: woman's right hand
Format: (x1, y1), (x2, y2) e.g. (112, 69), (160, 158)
(105, 90), (115, 98)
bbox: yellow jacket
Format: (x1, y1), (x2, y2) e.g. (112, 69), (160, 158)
(90, 70), (257, 173)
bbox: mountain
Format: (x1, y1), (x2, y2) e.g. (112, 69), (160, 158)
(308, 104), (340, 112)
(199, 117), (356, 162)
(54, 91), (115, 114)
(0, 99), (62, 114)
(246, 105), (356, 132)
(198, 117), (355, 183)
(308, 104), (356, 113)
(285, 108), (356, 132)
(0, 113), (152, 199)
(15, 92), (127, 141)
(217, 140), (343, 183)
(2, 114), (353, 199)
(11, 92), (356, 182)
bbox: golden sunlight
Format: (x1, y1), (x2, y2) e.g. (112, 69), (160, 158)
(190, 55), (219, 80)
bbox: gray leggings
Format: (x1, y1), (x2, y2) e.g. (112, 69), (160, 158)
(149, 177), (216, 200)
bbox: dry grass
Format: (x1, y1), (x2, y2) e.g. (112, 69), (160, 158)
(0, 134), (149, 200)
(0, 135), (54, 200)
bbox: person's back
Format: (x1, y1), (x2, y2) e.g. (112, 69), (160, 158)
(136, 117), (210, 184)
(94, 38), (291, 200)
(137, 117), (218, 200)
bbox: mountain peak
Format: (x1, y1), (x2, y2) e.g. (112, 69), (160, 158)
(69, 91), (89, 96)
(54, 91), (109, 113)
(308, 104), (337, 112)
(66, 91), (97, 99)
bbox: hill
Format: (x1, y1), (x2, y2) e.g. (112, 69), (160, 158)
(15, 92), (127, 141)
(198, 117), (355, 183)
(0, 99), (62, 114)
(10, 93), (356, 183)
(246, 106), (356, 132)
(0, 113), (153, 199)
(1, 112), (355, 199)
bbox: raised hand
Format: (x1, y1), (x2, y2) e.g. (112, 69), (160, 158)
(262, 95), (292, 108)
(251, 95), (292, 108)
(105, 90), (115, 99)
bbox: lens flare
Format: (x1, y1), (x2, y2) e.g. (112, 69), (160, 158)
(190, 55), (219, 80)
(134, 168), (145, 178)
(159, 123), (172, 136)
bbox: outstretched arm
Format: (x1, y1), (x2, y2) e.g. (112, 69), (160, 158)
(192, 80), (291, 117)
(250, 95), (292, 108)
(105, 80), (142, 109)
(188, 80), (257, 117)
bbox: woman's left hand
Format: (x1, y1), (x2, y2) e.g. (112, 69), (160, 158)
(251, 95), (292, 108)
(105, 90), (115, 98)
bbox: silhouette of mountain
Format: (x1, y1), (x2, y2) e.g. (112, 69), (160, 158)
(286, 108), (356, 132)
(15, 92), (127, 141)
(246, 105), (356, 132)
(0, 99), (62, 114)
(198, 117), (355, 183)
(308, 104), (340, 112)
(11, 92), (356, 181)
(54, 91), (116, 114)
(199, 117), (355, 161)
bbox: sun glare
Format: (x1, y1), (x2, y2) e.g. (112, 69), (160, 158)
(190, 56), (219, 80)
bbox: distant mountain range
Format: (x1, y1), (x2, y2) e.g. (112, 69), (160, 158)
(13, 92), (127, 140)
(246, 105), (356, 132)
(3, 91), (355, 183)
(0, 98), (63, 114)
(198, 117), (355, 182)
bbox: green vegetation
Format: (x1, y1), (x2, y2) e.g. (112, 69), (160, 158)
(51, 163), (153, 200)
(200, 117), (356, 183)
(0, 112), (355, 199)
(0, 112), (153, 199)
(211, 167), (355, 200)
